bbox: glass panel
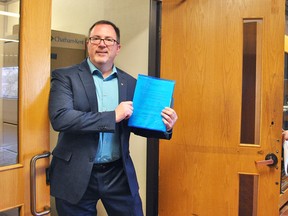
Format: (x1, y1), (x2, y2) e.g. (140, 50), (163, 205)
(239, 174), (259, 216)
(240, 19), (262, 145)
(0, 207), (20, 216)
(0, 0), (20, 167)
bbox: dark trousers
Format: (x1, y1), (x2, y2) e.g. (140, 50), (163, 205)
(55, 159), (144, 216)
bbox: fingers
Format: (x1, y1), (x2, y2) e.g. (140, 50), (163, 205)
(115, 101), (133, 123)
(161, 107), (178, 131)
(283, 130), (288, 141)
(115, 103), (178, 132)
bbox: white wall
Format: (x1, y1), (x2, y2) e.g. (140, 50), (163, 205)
(51, 1), (150, 215)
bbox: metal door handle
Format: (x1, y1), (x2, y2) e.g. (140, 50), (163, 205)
(255, 153), (278, 167)
(30, 151), (51, 216)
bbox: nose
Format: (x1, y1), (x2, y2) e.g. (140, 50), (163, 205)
(99, 39), (106, 46)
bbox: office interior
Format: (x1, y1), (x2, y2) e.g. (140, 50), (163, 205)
(0, 0), (288, 215)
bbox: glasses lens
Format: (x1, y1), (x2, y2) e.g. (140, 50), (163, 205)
(89, 38), (98, 44)
(104, 39), (114, 46)
(90, 38), (116, 46)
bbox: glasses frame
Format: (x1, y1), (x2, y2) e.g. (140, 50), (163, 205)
(88, 37), (119, 46)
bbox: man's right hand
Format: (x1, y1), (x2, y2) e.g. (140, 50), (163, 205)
(115, 101), (133, 123)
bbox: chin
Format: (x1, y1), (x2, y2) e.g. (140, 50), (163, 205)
(95, 56), (108, 63)
(96, 60), (107, 66)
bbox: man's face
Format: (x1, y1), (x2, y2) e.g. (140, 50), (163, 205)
(87, 24), (121, 69)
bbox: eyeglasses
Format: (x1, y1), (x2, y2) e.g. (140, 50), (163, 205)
(88, 37), (119, 46)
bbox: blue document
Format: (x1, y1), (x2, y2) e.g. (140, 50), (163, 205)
(128, 74), (175, 132)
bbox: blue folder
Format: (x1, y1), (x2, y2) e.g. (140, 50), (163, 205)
(128, 74), (175, 132)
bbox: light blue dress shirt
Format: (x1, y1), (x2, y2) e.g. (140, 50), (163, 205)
(87, 58), (120, 163)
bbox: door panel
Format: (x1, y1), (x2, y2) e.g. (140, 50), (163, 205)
(0, 0), (51, 215)
(159, 0), (284, 215)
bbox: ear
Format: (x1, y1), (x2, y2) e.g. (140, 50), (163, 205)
(116, 44), (121, 55)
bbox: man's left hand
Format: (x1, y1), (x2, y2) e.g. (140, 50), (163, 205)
(161, 107), (178, 131)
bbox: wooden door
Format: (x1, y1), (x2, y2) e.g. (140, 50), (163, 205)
(159, 0), (284, 215)
(0, 0), (51, 215)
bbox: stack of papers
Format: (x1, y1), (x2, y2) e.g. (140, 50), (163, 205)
(128, 74), (175, 132)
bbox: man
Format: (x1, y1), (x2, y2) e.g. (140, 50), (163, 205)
(48, 20), (178, 216)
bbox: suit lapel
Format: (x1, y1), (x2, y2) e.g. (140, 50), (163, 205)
(77, 62), (129, 112)
(78, 61), (98, 112)
(118, 72), (127, 103)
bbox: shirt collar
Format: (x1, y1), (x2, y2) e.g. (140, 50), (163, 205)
(87, 58), (117, 78)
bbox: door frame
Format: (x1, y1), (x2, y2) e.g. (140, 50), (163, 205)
(146, 0), (161, 215)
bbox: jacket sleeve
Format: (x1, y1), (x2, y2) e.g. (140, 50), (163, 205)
(131, 127), (172, 140)
(48, 69), (116, 133)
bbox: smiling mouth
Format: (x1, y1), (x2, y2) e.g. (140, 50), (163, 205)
(96, 51), (108, 55)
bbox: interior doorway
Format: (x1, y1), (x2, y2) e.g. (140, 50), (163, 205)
(50, 0), (151, 215)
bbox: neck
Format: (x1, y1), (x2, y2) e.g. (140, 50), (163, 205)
(101, 70), (112, 78)
(98, 64), (113, 77)
(90, 59), (113, 78)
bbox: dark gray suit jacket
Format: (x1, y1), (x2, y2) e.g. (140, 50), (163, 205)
(48, 60), (171, 204)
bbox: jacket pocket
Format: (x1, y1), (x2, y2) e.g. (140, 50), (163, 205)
(52, 147), (72, 162)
